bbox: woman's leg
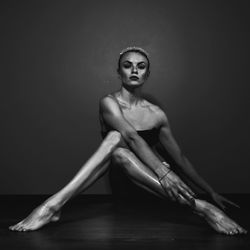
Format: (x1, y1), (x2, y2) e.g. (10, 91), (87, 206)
(112, 148), (247, 235)
(9, 131), (121, 232)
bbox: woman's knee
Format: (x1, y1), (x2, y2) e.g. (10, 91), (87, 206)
(112, 147), (131, 164)
(104, 131), (122, 146)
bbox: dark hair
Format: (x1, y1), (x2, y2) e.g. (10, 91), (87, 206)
(117, 47), (150, 78)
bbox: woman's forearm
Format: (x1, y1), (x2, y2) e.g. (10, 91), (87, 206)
(124, 132), (169, 178)
(160, 134), (215, 195)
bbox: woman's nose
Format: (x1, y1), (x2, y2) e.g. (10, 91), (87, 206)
(131, 66), (138, 74)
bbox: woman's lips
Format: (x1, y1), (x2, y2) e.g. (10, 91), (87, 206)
(130, 76), (139, 80)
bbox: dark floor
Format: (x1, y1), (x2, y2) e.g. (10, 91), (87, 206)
(0, 194), (250, 250)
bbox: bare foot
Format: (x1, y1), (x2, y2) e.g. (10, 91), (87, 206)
(195, 200), (247, 235)
(9, 204), (61, 232)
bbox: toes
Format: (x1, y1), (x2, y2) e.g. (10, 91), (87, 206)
(9, 222), (22, 231)
(16, 226), (23, 232)
(231, 223), (247, 235)
(226, 230), (237, 235)
(15, 224), (24, 231)
(219, 223), (237, 236)
(16, 222), (29, 232)
(226, 226), (247, 236)
(18, 226), (29, 232)
(238, 227), (247, 234)
(10, 226), (19, 231)
(225, 230), (231, 235)
(228, 226), (239, 235)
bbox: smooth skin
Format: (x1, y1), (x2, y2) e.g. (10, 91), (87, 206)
(9, 51), (247, 235)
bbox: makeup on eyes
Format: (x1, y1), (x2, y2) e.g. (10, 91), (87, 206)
(122, 61), (147, 69)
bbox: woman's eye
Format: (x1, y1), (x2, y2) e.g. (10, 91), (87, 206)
(123, 63), (131, 68)
(138, 64), (146, 69)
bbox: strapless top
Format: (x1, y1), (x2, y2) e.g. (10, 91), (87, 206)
(101, 128), (159, 147)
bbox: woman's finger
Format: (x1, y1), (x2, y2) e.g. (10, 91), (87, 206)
(180, 183), (196, 197)
(217, 201), (226, 211)
(177, 194), (189, 205)
(171, 189), (180, 201)
(177, 186), (195, 207)
(160, 180), (176, 201)
(223, 197), (240, 208)
(166, 189), (176, 201)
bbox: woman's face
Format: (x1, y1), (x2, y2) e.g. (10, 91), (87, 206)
(119, 52), (149, 88)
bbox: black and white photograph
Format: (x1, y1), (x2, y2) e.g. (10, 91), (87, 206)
(1, 0), (250, 249)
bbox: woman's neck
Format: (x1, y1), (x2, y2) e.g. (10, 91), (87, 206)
(118, 86), (142, 106)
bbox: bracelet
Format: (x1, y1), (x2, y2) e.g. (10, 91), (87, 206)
(162, 162), (170, 168)
(158, 168), (172, 181)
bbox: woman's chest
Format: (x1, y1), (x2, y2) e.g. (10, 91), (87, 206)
(121, 106), (158, 130)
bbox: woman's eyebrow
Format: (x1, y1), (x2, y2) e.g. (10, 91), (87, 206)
(122, 60), (146, 64)
(123, 60), (132, 64)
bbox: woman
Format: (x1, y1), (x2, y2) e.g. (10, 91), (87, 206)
(9, 47), (247, 235)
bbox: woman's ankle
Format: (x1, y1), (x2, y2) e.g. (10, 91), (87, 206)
(193, 199), (209, 215)
(43, 196), (64, 212)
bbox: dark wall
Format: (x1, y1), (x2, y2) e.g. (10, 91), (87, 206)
(1, 0), (249, 194)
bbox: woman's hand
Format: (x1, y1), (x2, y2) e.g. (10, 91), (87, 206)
(211, 192), (240, 210)
(159, 170), (196, 207)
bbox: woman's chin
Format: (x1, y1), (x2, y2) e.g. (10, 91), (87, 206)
(123, 82), (144, 89)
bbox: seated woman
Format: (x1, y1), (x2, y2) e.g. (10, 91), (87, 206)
(9, 47), (247, 235)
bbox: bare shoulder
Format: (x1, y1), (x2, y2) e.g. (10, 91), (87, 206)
(142, 99), (167, 122)
(99, 93), (122, 115)
(99, 93), (117, 109)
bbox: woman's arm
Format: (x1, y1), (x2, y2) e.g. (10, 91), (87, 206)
(158, 109), (239, 209)
(99, 96), (195, 203)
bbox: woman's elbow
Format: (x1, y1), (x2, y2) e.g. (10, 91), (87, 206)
(104, 131), (122, 148)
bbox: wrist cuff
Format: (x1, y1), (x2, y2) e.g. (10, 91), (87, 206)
(155, 162), (171, 179)
(158, 168), (172, 181)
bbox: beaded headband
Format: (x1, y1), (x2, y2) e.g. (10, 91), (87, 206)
(119, 47), (149, 57)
